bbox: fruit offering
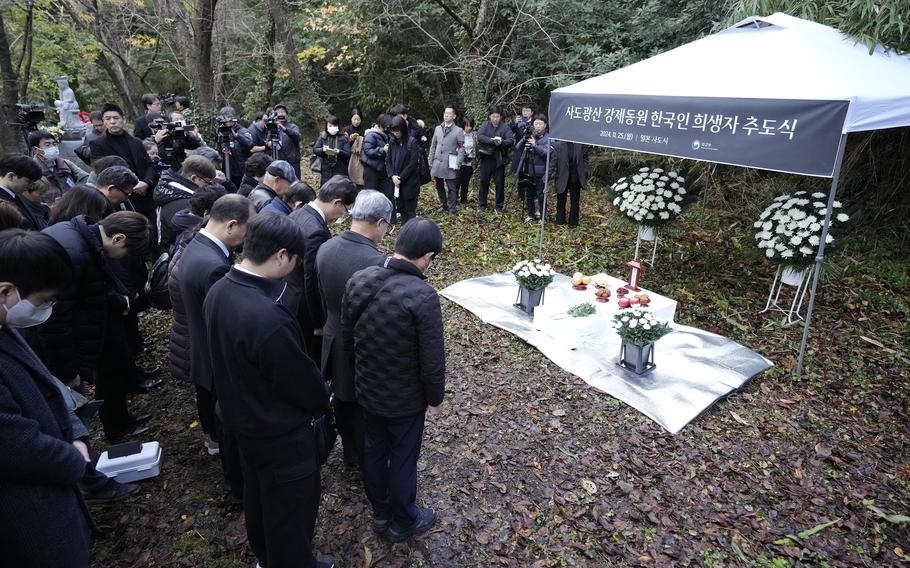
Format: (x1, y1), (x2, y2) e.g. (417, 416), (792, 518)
(635, 293), (651, 306)
(615, 287), (629, 297)
(618, 297), (631, 308)
(571, 272), (588, 290)
(594, 286), (611, 303)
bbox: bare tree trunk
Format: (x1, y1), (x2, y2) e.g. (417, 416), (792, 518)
(188, 0), (218, 115)
(265, 0), (328, 127)
(0, 11), (25, 153)
(15, 0), (35, 100)
(97, 52), (143, 118)
(260, 17), (276, 110)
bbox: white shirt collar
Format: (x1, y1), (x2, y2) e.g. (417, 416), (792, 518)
(307, 201), (326, 223)
(0, 185), (15, 199)
(233, 264), (265, 279)
(198, 228), (230, 258)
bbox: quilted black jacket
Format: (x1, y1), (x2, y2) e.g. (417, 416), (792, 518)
(341, 257), (445, 417)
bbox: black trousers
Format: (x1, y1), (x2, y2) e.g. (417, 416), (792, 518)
(556, 183), (582, 226)
(97, 314), (132, 438)
(525, 176), (545, 218)
(362, 411), (425, 530)
(434, 177), (458, 212)
(334, 398), (364, 464)
(199, 385), (244, 500)
(478, 158), (505, 210)
(237, 432), (321, 568)
(458, 164), (474, 202)
(398, 196), (418, 224)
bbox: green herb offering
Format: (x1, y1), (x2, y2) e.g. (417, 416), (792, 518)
(567, 302), (596, 318)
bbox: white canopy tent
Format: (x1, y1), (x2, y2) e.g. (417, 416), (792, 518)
(544, 12), (910, 375)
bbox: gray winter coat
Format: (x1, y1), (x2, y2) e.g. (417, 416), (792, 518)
(428, 123), (465, 180)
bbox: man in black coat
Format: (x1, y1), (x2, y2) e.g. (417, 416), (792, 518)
(286, 174), (357, 361)
(553, 140), (589, 227)
(178, 194), (254, 494)
(39, 211), (151, 440)
(91, 103), (159, 249)
(132, 93), (161, 141)
(153, 155), (216, 249)
(0, 229), (94, 568)
(0, 153), (46, 230)
(316, 190), (391, 466)
(205, 213), (334, 568)
(341, 218), (446, 543)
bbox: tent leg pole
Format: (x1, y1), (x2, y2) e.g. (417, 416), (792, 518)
(795, 132), (848, 378)
(538, 143), (552, 258)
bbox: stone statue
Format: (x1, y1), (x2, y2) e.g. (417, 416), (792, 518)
(54, 75), (86, 136)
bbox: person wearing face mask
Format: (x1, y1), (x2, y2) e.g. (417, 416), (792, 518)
(313, 115), (352, 189)
(0, 229), (95, 568)
(341, 217), (445, 543)
(204, 213), (335, 568)
(37, 211), (151, 440)
(0, 153), (46, 230)
(178, 194), (255, 491)
(153, 155), (218, 249)
(28, 131), (89, 204)
(315, 190), (392, 467)
(286, 175), (357, 362)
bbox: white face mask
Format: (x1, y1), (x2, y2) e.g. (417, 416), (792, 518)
(41, 146), (60, 162)
(2, 289), (54, 328)
(327, 126), (339, 136)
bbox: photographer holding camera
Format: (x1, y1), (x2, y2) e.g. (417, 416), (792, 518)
(215, 107), (254, 188)
(133, 94), (162, 141)
(273, 104), (302, 178)
(151, 110), (203, 170)
(511, 105), (534, 206)
(514, 114), (552, 222)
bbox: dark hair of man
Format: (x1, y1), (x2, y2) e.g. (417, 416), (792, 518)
(98, 211), (151, 255)
(48, 185), (114, 225)
(241, 213), (305, 264)
(394, 217), (443, 260)
(0, 201), (24, 230)
(444, 105), (457, 116)
(190, 185), (226, 217)
(244, 152), (272, 177)
(27, 130), (55, 149)
(389, 103), (407, 116)
(141, 93), (158, 108)
(0, 229), (73, 296)
(90, 110), (103, 122)
(218, 106), (237, 119)
(100, 103), (124, 117)
(97, 165), (138, 192)
(209, 194), (253, 225)
(325, 114), (339, 128)
(487, 104), (503, 117)
(376, 113), (392, 130)
(91, 155), (129, 175)
(533, 113), (548, 125)
(522, 105), (534, 111)
(175, 96), (190, 108)
(389, 115), (410, 143)
(0, 153), (43, 181)
(286, 181), (315, 205)
(318, 174), (357, 205)
(181, 155), (217, 181)
(274, 103), (288, 113)
(463, 117), (475, 129)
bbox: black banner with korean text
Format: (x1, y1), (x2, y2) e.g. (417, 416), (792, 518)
(548, 93), (849, 177)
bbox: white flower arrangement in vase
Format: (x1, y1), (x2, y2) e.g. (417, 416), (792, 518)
(753, 191), (850, 272)
(608, 167), (697, 228)
(511, 258), (556, 314)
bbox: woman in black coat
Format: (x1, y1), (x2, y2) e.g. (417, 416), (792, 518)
(385, 115), (421, 224)
(476, 105), (514, 213)
(0, 229), (93, 568)
(360, 113), (392, 194)
(313, 115), (351, 189)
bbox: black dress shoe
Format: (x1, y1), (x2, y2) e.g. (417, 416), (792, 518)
(386, 507), (437, 542)
(128, 413), (152, 426)
(106, 424), (149, 442)
(138, 365), (160, 378)
(129, 377), (163, 394)
(372, 515), (391, 536)
(83, 479), (139, 505)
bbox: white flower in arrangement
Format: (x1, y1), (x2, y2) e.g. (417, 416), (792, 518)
(813, 202), (826, 208)
(653, 168), (664, 173)
(832, 201), (842, 208)
(648, 173), (659, 179)
(781, 250), (794, 258)
(812, 192), (826, 198)
(628, 320), (638, 328)
(639, 167), (650, 172)
(808, 235), (820, 246)
(790, 236), (802, 245)
(766, 248), (775, 258)
(826, 234), (834, 243)
(836, 213), (849, 222)
(800, 246), (813, 255)
(632, 175), (643, 183)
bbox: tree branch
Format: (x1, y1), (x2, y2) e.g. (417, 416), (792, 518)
(430, 0), (472, 38)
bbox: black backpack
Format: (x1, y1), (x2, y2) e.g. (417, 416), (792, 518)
(145, 251), (172, 310)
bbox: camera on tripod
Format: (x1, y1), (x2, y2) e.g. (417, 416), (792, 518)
(214, 115), (234, 139)
(519, 122), (534, 145)
(158, 93), (177, 106)
(15, 103), (46, 130)
(264, 112), (281, 137)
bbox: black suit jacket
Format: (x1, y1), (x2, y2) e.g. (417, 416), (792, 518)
(89, 131), (157, 210)
(178, 233), (232, 391)
(315, 231), (384, 401)
(0, 326), (92, 566)
(287, 205), (331, 330)
(553, 140), (588, 194)
(0, 188), (45, 230)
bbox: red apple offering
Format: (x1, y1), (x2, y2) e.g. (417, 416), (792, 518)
(618, 297), (631, 308)
(616, 287), (628, 297)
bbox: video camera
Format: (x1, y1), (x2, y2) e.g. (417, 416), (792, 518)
(158, 93), (178, 106)
(519, 121), (534, 143)
(150, 117), (193, 141)
(214, 115), (234, 138)
(15, 103), (46, 130)
(264, 112), (280, 136)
